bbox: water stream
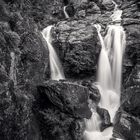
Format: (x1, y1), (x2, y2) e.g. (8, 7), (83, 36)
(84, 3), (126, 140)
(42, 25), (65, 80)
(63, 6), (69, 19)
(10, 52), (17, 85)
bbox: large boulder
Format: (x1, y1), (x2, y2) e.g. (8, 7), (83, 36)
(97, 107), (112, 131)
(53, 19), (101, 78)
(34, 80), (92, 140)
(37, 80), (92, 119)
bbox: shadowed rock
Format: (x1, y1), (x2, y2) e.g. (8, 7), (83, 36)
(97, 107), (112, 132)
(34, 80), (92, 140)
(37, 80), (92, 119)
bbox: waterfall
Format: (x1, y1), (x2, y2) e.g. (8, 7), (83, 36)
(10, 52), (17, 85)
(42, 25), (65, 80)
(84, 6), (126, 140)
(63, 6), (69, 19)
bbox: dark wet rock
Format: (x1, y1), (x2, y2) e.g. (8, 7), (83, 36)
(34, 80), (91, 140)
(97, 107), (112, 131)
(37, 80), (92, 119)
(113, 110), (140, 140)
(65, 4), (75, 17)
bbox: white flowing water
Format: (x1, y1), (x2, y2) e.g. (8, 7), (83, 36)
(84, 5), (126, 140)
(10, 52), (17, 85)
(42, 25), (65, 80)
(63, 6), (69, 19)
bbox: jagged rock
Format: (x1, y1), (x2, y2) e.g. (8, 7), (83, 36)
(34, 80), (91, 140)
(97, 107), (112, 131)
(65, 4), (75, 17)
(113, 110), (140, 140)
(37, 80), (92, 119)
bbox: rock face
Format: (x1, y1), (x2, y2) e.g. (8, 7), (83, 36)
(34, 80), (92, 140)
(53, 19), (101, 78)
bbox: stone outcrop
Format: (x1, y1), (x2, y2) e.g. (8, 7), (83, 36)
(97, 107), (112, 132)
(34, 80), (92, 140)
(53, 19), (101, 78)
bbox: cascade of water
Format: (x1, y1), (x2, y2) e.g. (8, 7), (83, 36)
(42, 25), (65, 80)
(112, 0), (118, 11)
(94, 24), (112, 91)
(63, 6), (69, 19)
(10, 52), (17, 85)
(85, 108), (101, 132)
(104, 25), (126, 94)
(84, 4), (126, 140)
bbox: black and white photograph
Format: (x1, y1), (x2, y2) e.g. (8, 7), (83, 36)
(0, 0), (140, 140)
